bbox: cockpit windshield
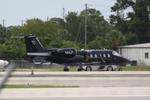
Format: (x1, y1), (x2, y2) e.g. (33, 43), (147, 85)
(112, 51), (121, 56)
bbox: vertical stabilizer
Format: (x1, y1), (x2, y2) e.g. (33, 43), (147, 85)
(24, 36), (44, 53)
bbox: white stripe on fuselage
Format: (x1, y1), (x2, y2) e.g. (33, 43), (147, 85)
(27, 52), (51, 56)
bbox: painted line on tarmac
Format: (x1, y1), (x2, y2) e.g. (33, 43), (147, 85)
(5, 77), (150, 80)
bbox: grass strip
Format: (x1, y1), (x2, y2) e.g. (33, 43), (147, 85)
(122, 66), (150, 71)
(13, 67), (77, 72)
(2, 84), (80, 88)
(3, 66), (150, 72)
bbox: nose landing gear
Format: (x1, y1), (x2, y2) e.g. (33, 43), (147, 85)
(63, 66), (70, 71)
(77, 65), (84, 71)
(85, 66), (92, 71)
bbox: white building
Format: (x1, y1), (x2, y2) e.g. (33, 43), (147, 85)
(119, 43), (150, 66)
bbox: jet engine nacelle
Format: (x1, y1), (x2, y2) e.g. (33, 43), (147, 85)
(0, 60), (9, 69)
(53, 49), (76, 58)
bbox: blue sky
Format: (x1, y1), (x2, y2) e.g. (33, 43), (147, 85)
(0, 0), (116, 26)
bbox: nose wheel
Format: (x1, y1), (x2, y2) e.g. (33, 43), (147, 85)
(118, 66), (122, 71)
(77, 65), (84, 71)
(77, 68), (84, 71)
(63, 66), (70, 71)
(85, 66), (92, 71)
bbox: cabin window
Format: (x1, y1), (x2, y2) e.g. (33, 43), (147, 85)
(103, 54), (106, 58)
(95, 54), (98, 58)
(99, 54), (101, 57)
(90, 54), (93, 58)
(107, 54), (110, 58)
(145, 52), (149, 59)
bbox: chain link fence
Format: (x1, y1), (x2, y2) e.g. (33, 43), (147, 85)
(5, 60), (66, 72)
(3, 60), (77, 72)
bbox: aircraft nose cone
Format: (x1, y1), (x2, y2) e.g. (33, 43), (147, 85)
(123, 58), (131, 64)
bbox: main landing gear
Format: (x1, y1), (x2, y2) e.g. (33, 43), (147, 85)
(106, 65), (114, 71)
(85, 66), (92, 71)
(63, 65), (84, 72)
(77, 65), (92, 71)
(63, 65), (92, 72)
(77, 65), (84, 71)
(63, 66), (70, 71)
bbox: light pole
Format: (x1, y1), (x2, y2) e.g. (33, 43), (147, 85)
(84, 4), (88, 49)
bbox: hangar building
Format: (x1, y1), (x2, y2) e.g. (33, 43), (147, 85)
(119, 43), (150, 66)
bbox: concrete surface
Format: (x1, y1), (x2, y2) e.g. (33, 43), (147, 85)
(1, 71), (150, 100)
(0, 72), (150, 87)
(1, 97), (150, 100)
(1, 87), (150, 98)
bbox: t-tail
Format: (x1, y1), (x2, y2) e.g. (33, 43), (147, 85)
(24, 36), (51, 62)
(24, 36), (45, 53)
(24, 36), (51, 58)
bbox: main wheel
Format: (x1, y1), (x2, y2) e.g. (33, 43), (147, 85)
(107, 66), (113, 71)
(77, 68), (82, 71)
(85, 66), (92, 71)
(118, 66), (122, 71)
(77, 65), (84, 71)
(64, 67), (69, 71)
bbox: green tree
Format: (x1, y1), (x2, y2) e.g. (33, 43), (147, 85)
(88, 30), (126, 50)
(80, 8), (111, 41)
(0, 24), (7, 43)
(65, 8), (112, 48)
(88, 36), (109, 49)
(110, 0), (150, 43)
(65, 12), (80, 41)
(106, 30), (126, 50)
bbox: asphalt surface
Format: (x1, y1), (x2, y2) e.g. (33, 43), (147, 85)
(0, 72), (150, 87)
(0, 71), (150, 77)
(1, 97), (150, 100)
(1, 72), (150, 100)
(3, 77), (150, 87)
(1, 87), (150, 99)
(1, 72), (150, 77)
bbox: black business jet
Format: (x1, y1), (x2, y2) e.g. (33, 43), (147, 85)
(24, 35), (131, 71)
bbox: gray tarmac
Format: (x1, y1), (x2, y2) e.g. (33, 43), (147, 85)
(4, 77), (150, 87)
(1, 97), (150, 100)
(1, 72), (150, 100)
(1, 72), (150, 87)
(1, 87), (150, 99)
(1, 71), (150, 77)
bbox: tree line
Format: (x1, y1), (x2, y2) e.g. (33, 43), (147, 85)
(0, 0), (149, 60)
